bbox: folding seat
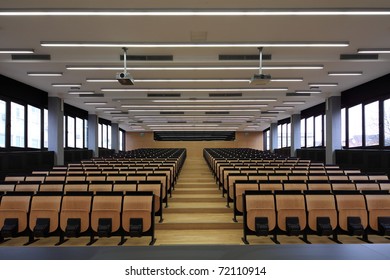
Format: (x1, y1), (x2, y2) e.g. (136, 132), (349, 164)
(137, 181), (163, 221)
(148, 173), (168, 200)
(66, 175), (86, 182)
(32, 171), (49, 176)
(335, 192), (368, 237)
(58, 192), (92, 244)
(331, 182), (356, 191)
(25, 176), (45, 183)
(112, 181), (137, 193)
(45, 175), (66, 182)
(248, 174), (268, 181)
(348, 175), (369, 182)
(89, 193), (123, 244)
(126, 174), (147, 182)
(379, 181), (390, 191)
(28, 193), (62, 244)
(307, 181), (332, 191)
(259, 182), (283, 192)
(85, 171), (102, 175)
(288, 174), (308, 182)
(106, 175), (126, 182)
(369, 175), (389, 181)
(364, 192), (390, 236)
(309, 174), (329, 181)
(275, 191), (307, 241)
(67, 171), (85, 175)
(14, 182), (40, 193)
(0, 192), (32, 242)
(344, 169), (361, 175)
(86, 175), (106, 182)
(283, 181), (307, 191)
(4, 176), (25, 183)
(120, 192), (155, 245)
(88, 182), (113, 194)
(328, 175), (349, 181)
(63, 182), (88, 193)
(304, 191), (337, 240)
(355, 182), (380, 191)
(233, 181), (259, 221)
(268, 174), (288, 182)
(39, 183), (64, 193)
(227, 173), (248, 201)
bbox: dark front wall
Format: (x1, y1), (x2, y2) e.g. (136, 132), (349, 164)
(296, 148), (326, 163)
(64, 149), (93, 165)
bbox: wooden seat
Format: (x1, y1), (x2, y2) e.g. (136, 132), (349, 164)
(137, 181), (163, 220)
(365, 194), (390, 235)
(305, 193), (337, 236)
(63, 183), (88, 193)
(233, 182), (259, 220)
(355, 182), (380, 191)
(14, 183), (40, 193)
(335, 194), (368, 236)
(39, 183), (64, 192)
(283, 181), (307, 191)
(332, 182), (356, 191)
(88, 182), (113, 194)
(275, 193), (306, 238)
(0, 183), (15, 193)
(307, 181), (332, 191)
(259, 182), (283, 192)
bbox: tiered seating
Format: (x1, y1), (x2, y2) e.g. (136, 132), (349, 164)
(204, 148), (390, 244)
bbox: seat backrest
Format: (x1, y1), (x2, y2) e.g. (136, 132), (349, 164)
(90, 195), (122, 233)
(365, 194), (390, 231)
(234, 182), (259, 213)
(332, 183), (356, 191)
(112, 182), (137, 193)
(106, 175), (126, 182)
(244, 194), (276, 232)
(88, 183), (113, 193)
(369, 175), (389, 181)
(63, 183), (88, 193)
(355, 183), (380, 191)
(335, 194), (368, 231)
(275, 194), (306, 231)
(29, 195), (62, 233)
(305, 194), (337, 231)
(5, 176), (25, 182)
(259, 182), (283, 191)
(25, 176), (45, 183)
(66, 175), (86, 182)
(122, 195), (153, 233)
(0, 183), (15, 193)
(328, 175), (349, 181)
(348, 175), (369, 182)
(60, 195), (92, 232)
(86, 175), (106, 182)
(0, 195), (31, 232)
(45, 175), (66, 182)
(137, 182), (162, 212)
(283, 182), (307, 191)
(39, 183), (64, 192)
(14, 183), (40, 193)
(307, 182), (332, 191)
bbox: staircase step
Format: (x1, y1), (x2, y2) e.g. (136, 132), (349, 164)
(172, 197), (224, 203)
(164, 208), (231, 214)
(173, 189), (221, 195)
(156, 223), (241, 230)
(167, 202), (228, 209)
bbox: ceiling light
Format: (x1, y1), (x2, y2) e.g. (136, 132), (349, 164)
(147, 124), (219, 127)
(271, 78), (303, 82)
(274, 106), (294, 109)
(68, 65), (323, 71)
(42, 41), (349, 48)
(328, 71), (363, 76)
(103, 110), (122, 113)
(95, 107), (116, 110)
(27, 72), (63, 77)
(84, 102), (107, 105)
(0, 48), (34, 54)
(128, 109), (260, 112)
(283, 101), (306, 105)
(68, 91), (95, 95)
(309, 83), (338, 87)
(152, 99), (277, 103)
(134, 115), (252, 118)
(102, 88), (287, 92)
(357, 48), (390, 54)
(52, 83), (82, 87)
(295, 90), (322, 94)
(121, 105), (267, 108)
(2, 9), (390, 16)
(267, 110), (285, 113)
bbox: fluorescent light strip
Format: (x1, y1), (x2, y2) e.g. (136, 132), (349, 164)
(358, 48), (390, 54)
(152, 99), (277, 103)
(128, 109), (259, 112)
(42, 41), (349, 48)
(87, 78), (302, 83)
(147, 124), (219, 127)
(274, 106), (294, 109)
(134, 115), (252, 118)
(2, 9), (390, 16)
(122, 105), (267, 108)
(27, 72), (63, 77)
(69, 65), (323, 71)
(267, 110), (285, 113)
(95, 107), (116, 110)
(102, 88), (287, 92)
(68, 91), (95, 95)
(0, 48), (34, 54)
(283, 101), (305, 105)
(52, 83), (82, 87)
(296, 90), (322, 94)
(309, 83), (338, 87)
(150, 128), (239, 131)
(103, 110), (122, 113)
(84, 102), (107, 105)
(328, 71), (363, 76)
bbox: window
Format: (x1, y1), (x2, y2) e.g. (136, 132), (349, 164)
(119, 130), (124, 151)
(306, 116), (314, 147)
(0, 100), (5, 148)
(282, 124), (287, 148)
(11, 102), (25, 147)
(301, 118), (306, 147)
(314, 115), (322, 146)
(84, 120), (88, 148)
(348, 104), (363, 147)
(277, 124), (282, 149)
(385, 99), (390, 146)
(364, 101), (379, 146)
(323, 115), (326, 146)
(287, 123), (291, 147)
(108, 125), (112, 149)
(98, 124), (102, 148)
(102, 124), (108, 148)
(27, 105), (41, 148)
(75, 117), (83, 148)
(341, 108), (346, 147)
(44, 109), (48, 148)
(67, 116), (75, 148)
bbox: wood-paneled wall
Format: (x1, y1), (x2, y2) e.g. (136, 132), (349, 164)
(126, 132), (263, 159)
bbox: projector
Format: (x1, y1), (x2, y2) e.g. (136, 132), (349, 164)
(116, 72), (134, 85)
(250, 74), (272, 85)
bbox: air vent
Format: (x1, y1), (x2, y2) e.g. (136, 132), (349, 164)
(246, 120), (253, 123)
(110, 111), (127, 115)
(11, 54), (51, 61)
(147, 93), (181, 98)
(209, 93), (242, 97)
(203, 121), (222, 123)
(160, 111), (185, 115)
(205, 111), (229, 115)
(154, 131), (235, 141)
(286, 92), (310, 97)
(340, 54), (378, 60)
(219, 54), (271, 61)
(120, 55), (173, 61)
(168, 121), (187, 123)
(261, 112), (278, 115)
(79, 93), (104, 97)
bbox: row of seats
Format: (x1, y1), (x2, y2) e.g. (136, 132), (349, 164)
(0, 191), (156, 246)
(0, 180), (165, 220)
(232, 181), (390, 220)
(242, 190), (390, 244)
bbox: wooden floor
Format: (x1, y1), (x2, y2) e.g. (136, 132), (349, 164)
(1, 157), (390, 247)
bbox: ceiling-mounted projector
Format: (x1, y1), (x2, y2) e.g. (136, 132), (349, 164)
(116, 47), (134, 85)
(250, 73), (271, 85)
(250, 47), (271, 85)
(116, 72), (134, 85)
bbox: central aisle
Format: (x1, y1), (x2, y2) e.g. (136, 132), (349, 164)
(154, 157), (242, 245)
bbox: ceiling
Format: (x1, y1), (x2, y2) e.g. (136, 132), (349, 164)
(1, 0), (390, 132)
